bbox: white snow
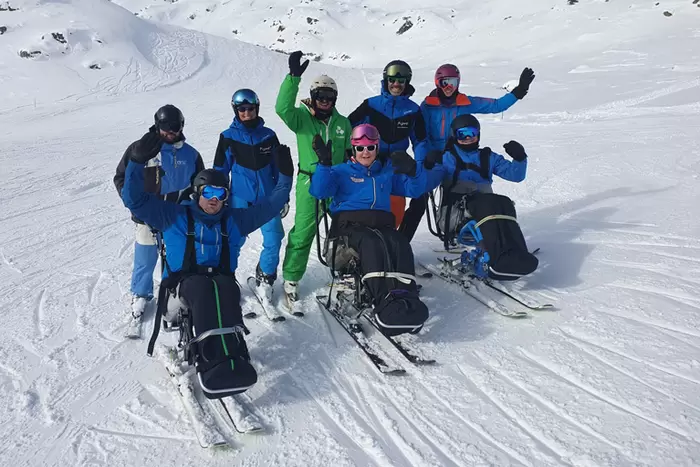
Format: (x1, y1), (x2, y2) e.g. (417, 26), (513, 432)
(1, 0), (700, 465)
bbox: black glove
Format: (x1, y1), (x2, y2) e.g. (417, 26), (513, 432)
(289, 50), (309, 77)
(503, 141), (527, 162)
(274, 144), (294, 177)
(511, 67), (535, 99)
(312, 134), (333, 166)
(131, 126), (163, 163)
(390, 151), (417, 177)
(423, 150), (444, 170)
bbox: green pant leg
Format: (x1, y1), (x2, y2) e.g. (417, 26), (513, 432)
(282, 174), (320, 282)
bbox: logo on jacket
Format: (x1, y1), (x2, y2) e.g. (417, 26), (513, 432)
(396, 121), (409, 129)
(336, 126), (345, 136)
(350, 176), (364, 183)
(259, 144), (273, 155)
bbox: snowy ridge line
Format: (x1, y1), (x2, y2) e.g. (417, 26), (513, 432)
(471, 351), (645, 465)
(451, 364), (573, 466)
(558, 328), (700, 386)
(516, 348), (699, 443)
(556, 329), (700, 414)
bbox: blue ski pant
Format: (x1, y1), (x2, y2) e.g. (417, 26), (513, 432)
(230, 195), (285, 277)
(130, 223), (158, 298)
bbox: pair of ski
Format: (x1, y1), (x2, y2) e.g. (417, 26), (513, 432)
(316, 292), (436, 375)
(242, 276), (303, 322)
(418, 259), (554, 318)
(158, 346), (264, 449)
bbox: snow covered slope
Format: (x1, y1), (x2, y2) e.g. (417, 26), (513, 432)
(1, 0), (700, 465)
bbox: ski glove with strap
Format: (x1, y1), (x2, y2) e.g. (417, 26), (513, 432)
(390, 151), (417, 178)
(273, 144), (294, 177)
(503, 141), (527, 162)
(511, 67), (535, 100)
(131, 126), (163, 164)
(423, 150), (444, 170)
(288, 50), (310, 77)
(312, 134), (333, 166)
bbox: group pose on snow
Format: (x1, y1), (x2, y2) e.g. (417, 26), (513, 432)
(115, 50), (536, 393)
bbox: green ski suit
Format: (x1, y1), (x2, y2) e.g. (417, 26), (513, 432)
(275, 74), (352, 282)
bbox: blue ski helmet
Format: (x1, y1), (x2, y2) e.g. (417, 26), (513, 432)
(231, 88), (260, 114)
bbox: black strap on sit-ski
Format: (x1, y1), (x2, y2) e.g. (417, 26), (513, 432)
(147, 210), (197, 356)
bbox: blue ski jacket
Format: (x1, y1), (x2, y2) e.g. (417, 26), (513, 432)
(213, 117), (280, 205)
(348, 83), (429, 161)
(310, 159), (442, 215)
(440, 146), (527, 186)
(421, 91), (517, 152)
(122, 160), (291, 276)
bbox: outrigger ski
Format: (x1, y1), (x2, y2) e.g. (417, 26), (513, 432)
(246, 276), (286, 322)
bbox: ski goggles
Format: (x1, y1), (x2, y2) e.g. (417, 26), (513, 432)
(200, 185), (229, 201)
(438, 77), (460, 89)
(387, 76), (407, 84)
(312, 90), (337, 103)
(353, 144), (377, 152)
(385, 63), (411, 80)
(236, 105), (257, 113)
(454, 126), (480, 140)
(157, 120), (183, 133)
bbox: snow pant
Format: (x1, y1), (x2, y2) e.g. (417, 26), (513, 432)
(341, 222), (428, 336)
(130, 223), (158, 298)
(230, 195), (284, 278)
(390, 195), (405, 229)
(282, 173), (321, 282)
(398, 194), (428, 242)
(178, 273), (256, 398)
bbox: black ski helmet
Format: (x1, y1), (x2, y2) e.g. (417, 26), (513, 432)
(154, 104), (184, 133)
(193, 169), (228, 192)
(383, 60), (412, 84)
(450, 114), (481, 137)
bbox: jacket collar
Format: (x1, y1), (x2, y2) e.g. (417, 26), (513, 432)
(230, 116), (265, 131)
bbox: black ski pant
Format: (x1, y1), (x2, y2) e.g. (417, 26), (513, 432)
(344, 226), (417, 304)
(398, 194), (428, 242)
(179, 274), (244, 362)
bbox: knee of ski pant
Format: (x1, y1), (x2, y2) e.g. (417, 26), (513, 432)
(374, 290), (429, 337)
(261, 215), (285, 244)
(134, 223), (157, 246)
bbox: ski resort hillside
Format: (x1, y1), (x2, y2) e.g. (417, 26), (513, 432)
(1, 0), (699, 465)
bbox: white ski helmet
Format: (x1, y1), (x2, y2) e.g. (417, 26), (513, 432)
(310, 75), (338, 94)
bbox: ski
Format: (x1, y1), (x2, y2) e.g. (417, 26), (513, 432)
(414, 262), (433, 278)
(481, 279), (554, 310)
(420, 261), (528, 318)
(333, 293), (437, 366)
(246, 276), (286, 322)
(316, 295), (406, 375)
(157, 346), (230, 449)
(216, 396), (264, 434)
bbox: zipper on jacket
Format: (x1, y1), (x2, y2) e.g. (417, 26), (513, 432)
(200, 225), (205, 255)
(369, 168), (376, 209)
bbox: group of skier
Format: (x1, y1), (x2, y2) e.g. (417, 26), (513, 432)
(115, 50), (535, 392)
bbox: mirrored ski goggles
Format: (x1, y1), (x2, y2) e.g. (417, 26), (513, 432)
(455, 126), (479, 140)
(236, 105), (257, 113)
(200, 185), (229, 201)
(353, 144), (377, 152)
(438, 77), (460, 89)
(387, 76), (407, 84)
(157, 120), (183, 133)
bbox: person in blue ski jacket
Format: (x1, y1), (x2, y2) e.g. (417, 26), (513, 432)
(347, 60), (430, 229)
(114, 104), (204, 326)
(309, 124), (442, 337)
(398, 64), (535, 241)
(424, 114), (527, 189)
(213, 88), (286, 304)
(121, 126), (294, 392)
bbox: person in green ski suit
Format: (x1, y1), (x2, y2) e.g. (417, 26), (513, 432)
(275, 50), (352, 304)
